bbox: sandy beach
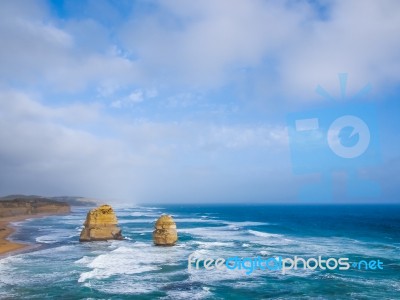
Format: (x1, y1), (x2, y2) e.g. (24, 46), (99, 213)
(0, 216), (30, 256)
(0, 213), (69, 256)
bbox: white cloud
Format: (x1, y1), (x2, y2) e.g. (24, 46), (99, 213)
(121, 0), (310, 88)
(2, 1), (399, 100)
(120, 0), (400, 100)
(128, 90), (143, 103)
(110, 89), (148, 108)
(0, 90), (291, 202)
(0, 1), (139, 94)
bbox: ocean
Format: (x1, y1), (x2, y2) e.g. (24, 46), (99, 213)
(0, 204), (399, 299)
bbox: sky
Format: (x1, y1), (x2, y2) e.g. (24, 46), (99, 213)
(0, 0), (399, 204)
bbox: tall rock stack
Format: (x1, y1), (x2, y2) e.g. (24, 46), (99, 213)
(153, 214), (178, 246)
(79, 204), (123, 242)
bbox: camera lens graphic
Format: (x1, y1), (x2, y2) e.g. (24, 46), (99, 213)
(327, 115), (371, 159)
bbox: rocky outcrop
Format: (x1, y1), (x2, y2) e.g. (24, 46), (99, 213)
(153, 214), (178, 246)
(79, 204), (123, 242)
(0, 198), (70, 218)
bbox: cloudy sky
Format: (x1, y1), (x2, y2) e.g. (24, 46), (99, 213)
(0, 0), (399, 204)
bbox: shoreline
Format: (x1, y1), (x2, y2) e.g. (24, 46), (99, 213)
(0, 212), (70, 257)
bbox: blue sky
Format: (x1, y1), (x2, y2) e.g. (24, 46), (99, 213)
(0, 0), (399, 204)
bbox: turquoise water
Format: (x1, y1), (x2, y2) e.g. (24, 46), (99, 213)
(0, 205), (399, 299)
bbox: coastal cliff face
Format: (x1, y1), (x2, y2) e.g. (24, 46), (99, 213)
(79, 204), (123, 242)
(153, 215), (178, 246)
(0, 198), (70, 218)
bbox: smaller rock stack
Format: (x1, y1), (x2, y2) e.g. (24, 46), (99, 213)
(79, 204), (123, 242)
(153, 214), (178, 246)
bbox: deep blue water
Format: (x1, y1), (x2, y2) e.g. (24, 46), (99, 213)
(0, 204), (399, 299)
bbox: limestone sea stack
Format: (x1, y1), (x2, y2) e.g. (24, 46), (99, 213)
(153, 214), (178, 246)
(79, 204), (123, 242)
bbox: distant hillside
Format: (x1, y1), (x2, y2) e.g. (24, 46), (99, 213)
(0, 195), (99, 207)
(50, 196), (99, 207)
(0, 194), (40, 200)
(0, 197), (70, 218)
